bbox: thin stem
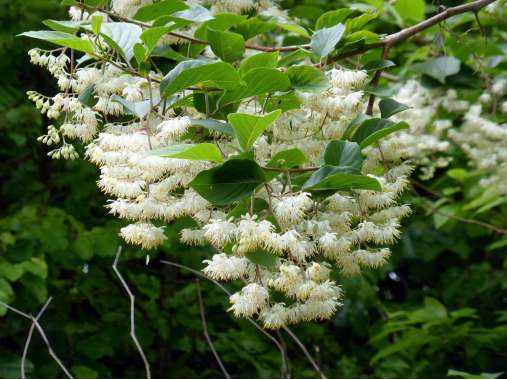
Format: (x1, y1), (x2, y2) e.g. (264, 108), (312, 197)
(159, 259), (289, 378)
(282, 327), (327, 379)
(112, 246), (152, 379)
(275, 330), (291, 379)
(78, 3), (309, 53)
(195, 280), (231, 379)
(21, 297), (53, 379)
(0, 298), (73, 379)
(366, 44), (391, 116)
(410, 183), (507, 235)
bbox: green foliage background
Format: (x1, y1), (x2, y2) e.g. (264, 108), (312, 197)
(1, 0), (506, 378)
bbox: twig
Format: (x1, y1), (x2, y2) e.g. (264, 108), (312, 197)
(79, 0), (495, 64)
(159, 259), (290, 378)
(430, 205), (507, 235)
(366, 45), (391, 116)
(275, 330), (291, 379)
(0, 298), (73, 379)
(195, 280), (231, 378)
(112, 246), (152, 379)
(410, 183), (507, 235)
(78, 3), (308, 52)
(21, 297), (53, 379)
(282, 327), (327, 379)
(323, 0), (497, 67)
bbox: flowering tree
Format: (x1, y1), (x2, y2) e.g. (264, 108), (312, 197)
(17, 0), (507, 376)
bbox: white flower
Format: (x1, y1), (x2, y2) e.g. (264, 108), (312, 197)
(156, 117), (191, 140)
(353, 248), (390, 268)
(329, 69), (368, 89)
(229, 283), (269, 318)
(119, 222), (167, 249)
(306, 262), (331, 283)
(180, 228), (206, 246)
(203, 253), (250, 281)
(273, 192), (313, 225)
(260, 303), (289, 329)
(203, 219), (237, 248)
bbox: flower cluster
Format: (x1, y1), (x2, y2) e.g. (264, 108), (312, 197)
(27, 0), (414, 328)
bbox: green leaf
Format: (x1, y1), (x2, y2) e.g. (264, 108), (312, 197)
(172, 5), (213, 22)
(371, 331), (435, 364)
(286, 65), (329, 92)
(18, 30), (95, 55)
(78, 85), (97, 107)
(234, 17), (276, 40)
(160, 59), (241, 98)
(345, 12), (378, 32)
(265, 148), (307, 181)
(303, 167), (381, 191)
(72, 366), (98, 379)
(140, 24), (178, 54)
(219, 68), (290, 105)
(413, 56), (461, 84)
(133, 42), (148, 65)
(278, 22), (309, 38)
(42, 19), (82, 34)
(278, 49), (318, 67)
(267, 149), (307, 170)
(148, 143), (223, 162)
(101, 22), (142, 62)
(0, 352), (33, 378)
(111, 95), (151, 118)
(352, 118), (410, 148)
(133, 0), (188, 21)
(194, 13), (246, 40)
(310, 23), (345, 57)
(239, 52), (279, 77)
(323, 140), (363, 173)
(228, 109), (282, 152)
(363, 59), (396, 72)
(344, 30), (380, 45)
(379, 98), (410, 118)
(190, 159), (266, 206)
(316, 9), (355, 29)
(227, 197), (269, 219)
(245, 249), (278, 268)
(189, 118), (234, 136)
(394, 0), (425, 23)
(91, 15), (103, 35)
(206, 27), (245, 62)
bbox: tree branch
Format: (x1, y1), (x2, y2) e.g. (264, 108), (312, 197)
(80, 0), (495, 60)
(324, 0), (497, 66)
(0, 298), (73, 379)
(282, 327), (327, 379)
(112, 246), (152, 379)
(195, 279), (231, 379)
(159, 259), (290, 378)
(410, 183), (507, 235)
(21, 297), (53, 379)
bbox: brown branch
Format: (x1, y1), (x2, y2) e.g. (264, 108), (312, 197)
(112, 246), (152, 379)
(366, 44), (391, 116)
(78, 3), (308, 52)
(324, 0), (497, 66)
(0, 298), (73, 379)
(195, 280), (231, 379)
(80, 0), (495, 63)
